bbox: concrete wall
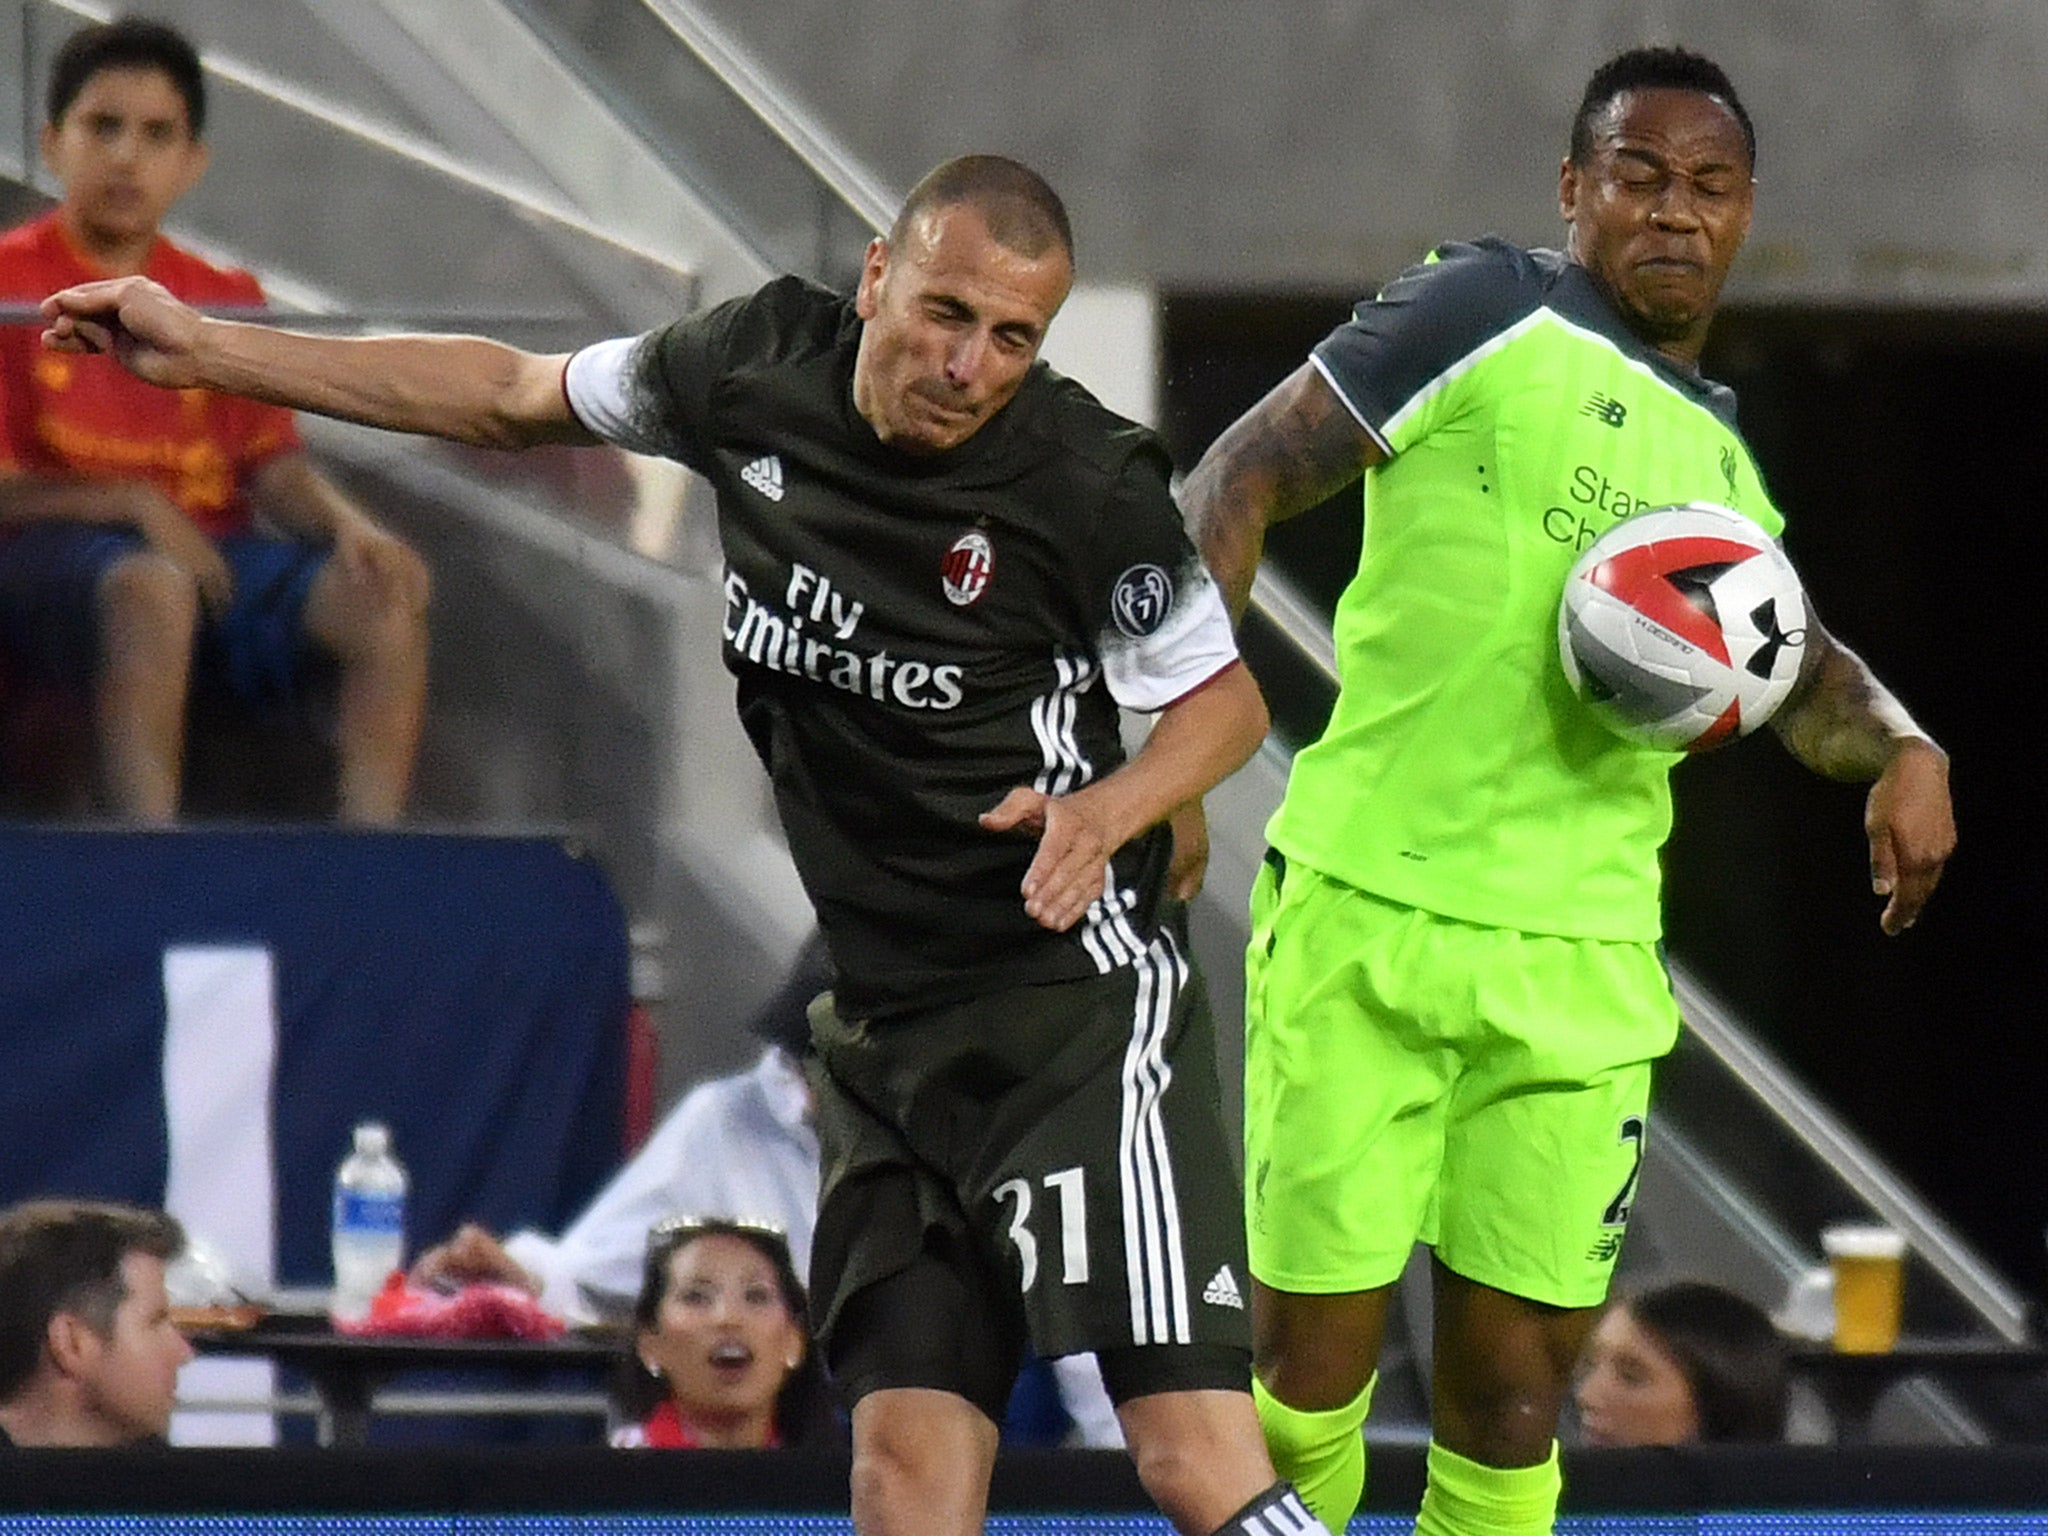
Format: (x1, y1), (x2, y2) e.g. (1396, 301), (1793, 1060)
(695, 0), (2048, 303)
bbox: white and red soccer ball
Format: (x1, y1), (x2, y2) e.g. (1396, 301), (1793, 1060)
(1557, 501), (1807, 753)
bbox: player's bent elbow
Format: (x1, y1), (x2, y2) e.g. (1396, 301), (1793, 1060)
(457, 349), (582, 450)
(1217, 664), (1272, 762)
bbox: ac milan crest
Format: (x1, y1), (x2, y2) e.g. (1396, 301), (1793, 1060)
(941, 531), (994, 607)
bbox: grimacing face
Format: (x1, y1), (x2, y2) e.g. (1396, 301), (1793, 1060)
(41, 66), (206, 262)
(1559, 84), (1754, 363)
(638, 1232), (806, 1446)
(1573, 1302), (1701, 1448)
(850, 203), (1071, 455)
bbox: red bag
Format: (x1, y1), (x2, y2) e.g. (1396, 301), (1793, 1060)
(335, 1273), (567, 1340)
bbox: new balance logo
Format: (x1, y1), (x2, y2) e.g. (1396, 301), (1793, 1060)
(1582, 394), (1627, 427)
(1202, 1264), (1244, 1310)
(740, 455), (785, 502)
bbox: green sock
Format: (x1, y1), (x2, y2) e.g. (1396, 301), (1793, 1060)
(1414, 1439), (1561, 1536)
(1251, 1372), (1374, 1533)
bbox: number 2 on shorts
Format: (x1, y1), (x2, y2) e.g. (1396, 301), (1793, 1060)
(1602, 1115), (1646, 1227)
(994, 1166), (1089, 1290)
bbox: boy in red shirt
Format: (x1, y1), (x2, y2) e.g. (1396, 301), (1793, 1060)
(0, 16), (427, 822)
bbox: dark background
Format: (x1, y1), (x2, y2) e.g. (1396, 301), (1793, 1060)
(1159, 292), (2047, 1304)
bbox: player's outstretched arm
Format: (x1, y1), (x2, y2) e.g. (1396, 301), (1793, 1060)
(982, 662), (1269, 931)
(41, 276), (594, 450)
(1179, 363), (1385, 623)
(1771, 621), (1955, 935)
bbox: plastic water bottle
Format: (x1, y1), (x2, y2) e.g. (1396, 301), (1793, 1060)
(331, 1121), (407, 1322)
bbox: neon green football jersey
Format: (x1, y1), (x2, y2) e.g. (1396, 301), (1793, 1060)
(1268, 239), (1784, 941)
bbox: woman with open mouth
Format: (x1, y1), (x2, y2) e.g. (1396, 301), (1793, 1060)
(612, 1216), (833, 1449)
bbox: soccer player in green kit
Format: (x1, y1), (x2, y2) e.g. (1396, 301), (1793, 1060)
(1182, 45), (1955, 1536)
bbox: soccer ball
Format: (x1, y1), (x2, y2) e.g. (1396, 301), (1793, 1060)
(1557, 501), (1807, 753)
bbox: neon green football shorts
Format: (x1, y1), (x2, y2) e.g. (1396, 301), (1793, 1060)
(1243, 854), (1681, 1309)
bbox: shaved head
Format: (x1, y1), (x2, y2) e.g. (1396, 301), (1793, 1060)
(889, 155), (1073, 265)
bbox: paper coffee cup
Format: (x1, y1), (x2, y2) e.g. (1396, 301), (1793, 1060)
(1821, 1224), (1906, 1354)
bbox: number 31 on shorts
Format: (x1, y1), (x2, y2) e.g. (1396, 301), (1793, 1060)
(994, 1167), (1088, 1290)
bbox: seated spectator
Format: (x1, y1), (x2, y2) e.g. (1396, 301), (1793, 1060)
(1573, 1280), (1790, 1446)
(0, 1199), (193, 1447)
(411, 937), (833, 1319)
(611, 1215), (834, 1449)
(0, 15), (429, 823)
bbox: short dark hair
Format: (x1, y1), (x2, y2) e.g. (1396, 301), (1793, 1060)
(888, 154), (1074, 265)
(47, 15), (206, 138)
(616, 1217), (835, 1447)
(0, 1201), (186, 1404)
(1626, 1281), (1788, 1441)
(1570, 46), (1754, 172)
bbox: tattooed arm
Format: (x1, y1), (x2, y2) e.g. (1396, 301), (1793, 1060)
(1180, 363), (1386, 624)
(1772, 621), (1955, 935)
(1165, 366), (1382, 895)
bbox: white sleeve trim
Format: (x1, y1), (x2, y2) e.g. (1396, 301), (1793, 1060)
(563, 335), (669, 455)
(1103, 568), (1241, 714)
(1309, 352), (1394, 457)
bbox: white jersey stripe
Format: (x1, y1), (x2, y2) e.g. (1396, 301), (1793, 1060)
(1117, 938), (1191, 1346)
(1080, 875), (1127, 973)
(1083, 878), (1143, 972)
(1149, 934), (1192, 1343)
(1118, 954), (1152, 1341)
(1079, 913), (1114, 972)
(1031, 651), (1095, 797)
(1057, 653), (1093, 791)
(1029, 696), (1060, 794)
(1105, 881), (1148, 964)
(1129, 949), (1171, 1343)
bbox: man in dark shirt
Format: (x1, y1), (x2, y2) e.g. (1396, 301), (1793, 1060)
(0, 1200), (192, 1447)
(42, 156), (1322, 1536)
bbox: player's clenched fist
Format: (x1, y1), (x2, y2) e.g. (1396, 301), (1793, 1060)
(41, 275), (206, 388)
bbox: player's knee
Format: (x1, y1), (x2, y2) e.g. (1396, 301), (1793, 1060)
(1252, 1301), (1384, 1411)
(1255, 1370), (1373, 1460)
(1109, 1356), (1276, 1524)
(849, 1429), (924, 1510)
(849, 1389), (995, 1534)
(97, 554), (198, 651)
(1127, 1430), (1207, 1511)
(1433, 1371), (1567, 1466)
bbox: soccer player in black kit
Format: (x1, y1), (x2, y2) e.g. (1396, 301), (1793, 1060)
(43, 156), (1329, 1536)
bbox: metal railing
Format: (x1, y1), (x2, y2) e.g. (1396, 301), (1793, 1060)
(635, 0), (899, 233)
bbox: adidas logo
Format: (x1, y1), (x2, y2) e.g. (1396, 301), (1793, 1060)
(740, 454), (785, 502)
(1201, 1264), (1243, 1310)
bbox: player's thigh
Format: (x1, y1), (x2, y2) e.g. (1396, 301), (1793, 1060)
(806, 1050), (1026, 1423)
(1245, 855), (1451, 1295)
(967, 939), (1252, 1371)
(1435, 933), (1678, 1309)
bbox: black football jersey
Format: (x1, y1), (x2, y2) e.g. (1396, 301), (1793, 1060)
(565, 277), (1239, 1016)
